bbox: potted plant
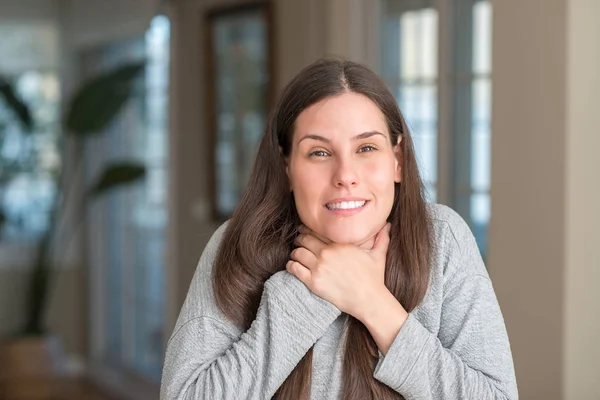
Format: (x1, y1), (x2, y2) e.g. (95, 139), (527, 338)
(0, 62), (146, 399)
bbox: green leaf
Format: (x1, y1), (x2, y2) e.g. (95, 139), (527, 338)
(0, 208), (7, 233)
(0, 78), (33, 131)
(65, 62), (146, 137)
(88, 162), (146, 198)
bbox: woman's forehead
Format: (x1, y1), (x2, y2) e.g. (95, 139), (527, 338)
(293, 93), (389, 142)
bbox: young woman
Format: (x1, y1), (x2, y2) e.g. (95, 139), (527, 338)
(160, 58), (517, 400)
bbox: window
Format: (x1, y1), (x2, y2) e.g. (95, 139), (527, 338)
(381, 0), (492, 258)
(381, 4), (438, 202)
(0, 23), (61, 243)
(85, 15), (170, 383)
(470, 1), (492, 257)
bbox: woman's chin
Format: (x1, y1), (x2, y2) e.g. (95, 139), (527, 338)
(323, 229), (375, 248)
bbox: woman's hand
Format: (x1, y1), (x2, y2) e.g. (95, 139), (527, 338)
(287, 223), (391, 321)
(287, 222), (409, 354)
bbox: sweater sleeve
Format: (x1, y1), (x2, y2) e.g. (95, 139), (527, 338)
(373, 212), (518, 399)
(160, 225), (341, 400)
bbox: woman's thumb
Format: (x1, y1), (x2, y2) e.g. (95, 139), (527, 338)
(372, 222), (391, 254)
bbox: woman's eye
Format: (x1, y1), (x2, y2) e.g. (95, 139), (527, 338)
(308, 150), (329, 158)
(358, 145), (377, 153)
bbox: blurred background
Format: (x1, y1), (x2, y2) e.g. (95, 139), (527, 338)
(0, 0), (597, 399)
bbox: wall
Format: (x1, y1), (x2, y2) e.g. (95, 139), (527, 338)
(564, 0), (600, 397)
(490, 0), (600, 398)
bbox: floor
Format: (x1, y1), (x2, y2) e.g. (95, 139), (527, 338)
(64, 379), (121, 400)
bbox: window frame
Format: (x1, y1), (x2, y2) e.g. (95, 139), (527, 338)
(379, 0), (493, 257)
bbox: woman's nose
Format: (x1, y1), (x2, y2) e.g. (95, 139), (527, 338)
(332, 159), (358, 188)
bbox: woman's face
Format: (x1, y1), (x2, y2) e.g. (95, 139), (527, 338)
(286, 92), (402, 247)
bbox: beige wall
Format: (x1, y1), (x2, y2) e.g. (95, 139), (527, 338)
(490, 0), (600, 398)
(490, 1), (567, 397)
(564, 0), (600, 398)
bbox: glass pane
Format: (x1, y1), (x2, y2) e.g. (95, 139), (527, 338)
(406, 84), (437, 184)
(213, 11), (268, 217)
(424, 182), (437, 204)
(400, 11), (418, 81)
(470, 1), (492, 259)
(131, 15), (170, 381)
(473, 1), (492, 75)
(470, 192), (490, 258)
(420, 9), (438, 80)
(0, 23), (60, 72)
(400, 9), (437, 81)
(384, 5), (439, 202)
(0, 71), (60, 241)
(471, 78), (491, 192)
(107, 202), (123, 362)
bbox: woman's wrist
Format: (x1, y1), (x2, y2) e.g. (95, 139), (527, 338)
(357, 288), (408, 356)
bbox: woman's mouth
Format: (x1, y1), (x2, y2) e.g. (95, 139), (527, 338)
(324, 200), (369, 216)
(325, 200), (367, 210)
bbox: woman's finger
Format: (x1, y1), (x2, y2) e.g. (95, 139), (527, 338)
(286, 260), (311, 285)
(295, 233), (327, 256)
(372, 222), (391, 255)
(290, 246), (318, 269)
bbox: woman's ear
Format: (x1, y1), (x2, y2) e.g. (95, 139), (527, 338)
(394, 137), (403, 183)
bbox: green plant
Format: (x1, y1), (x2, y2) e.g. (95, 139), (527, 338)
(0, 62), (147, 336)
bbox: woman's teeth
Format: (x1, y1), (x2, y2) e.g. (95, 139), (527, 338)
(326, 200), (366, 210)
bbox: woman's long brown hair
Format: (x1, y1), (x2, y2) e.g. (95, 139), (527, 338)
(213, 58), (432, 400)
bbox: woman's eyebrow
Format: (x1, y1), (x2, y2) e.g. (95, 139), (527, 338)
(352, 131), (386, 141)
(297, 134), (330, 145)
(297, 131), (387, 145)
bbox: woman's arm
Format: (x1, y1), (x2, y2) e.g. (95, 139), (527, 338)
(160, 226), (340, 400)
(370, 275), (517, 399)
(369, 214), (518, 400)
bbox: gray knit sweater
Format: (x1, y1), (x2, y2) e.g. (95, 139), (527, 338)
(160, 204), (518, 399)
